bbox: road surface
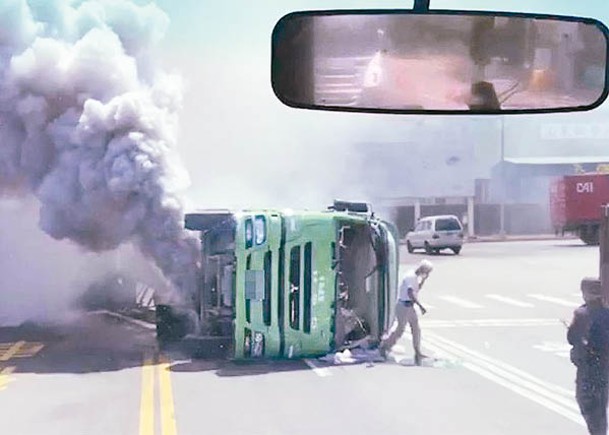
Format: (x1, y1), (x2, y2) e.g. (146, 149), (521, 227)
(0, 240), (599, 435)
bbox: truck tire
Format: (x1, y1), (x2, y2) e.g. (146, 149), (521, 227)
(406, 241), (414, 253)
(156, 305), (198, 346)
(579, 225), (600, 246)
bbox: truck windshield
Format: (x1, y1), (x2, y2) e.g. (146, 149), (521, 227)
(334, 220), (387, 349)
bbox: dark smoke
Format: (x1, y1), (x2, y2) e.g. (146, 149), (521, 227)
(0, 1), (199, 302)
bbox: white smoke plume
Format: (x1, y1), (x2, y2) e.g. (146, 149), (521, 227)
(0, 0), (199, 300)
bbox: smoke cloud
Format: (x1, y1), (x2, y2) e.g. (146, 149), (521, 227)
(0, 197), (172, 325)
(0, 0), (199, 305)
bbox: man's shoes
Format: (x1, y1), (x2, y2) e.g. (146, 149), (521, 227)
(414, 353), (428, 366)
(378, 346), (387, 360)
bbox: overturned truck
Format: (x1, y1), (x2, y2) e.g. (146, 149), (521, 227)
(156, 201), (399, 359)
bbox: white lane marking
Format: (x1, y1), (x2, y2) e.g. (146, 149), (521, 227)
(456, 359), (583, 425)
(426, 332), (575, 399)
(304, 358), (332, 377)
(421, 332), (583, 426)
(422, 318), (560, 328)
(527, 294), (579, 307)
(437, 295), (483, 309)
(485, 294), (534, 308)
(392, 344), (407, 354)
(533, 342), (572, 359)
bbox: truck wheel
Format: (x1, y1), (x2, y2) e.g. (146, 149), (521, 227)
(424, 242), (433, 255)
(406, 241), (414, 253)
(452, 247), (462, 255)
(579, 225), (600, 246)
(156, 305), (197, 346)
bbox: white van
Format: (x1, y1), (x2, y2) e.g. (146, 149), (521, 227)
(405, 215), (464, 255)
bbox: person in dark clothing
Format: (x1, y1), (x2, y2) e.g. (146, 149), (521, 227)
(568, 278), (609, 435)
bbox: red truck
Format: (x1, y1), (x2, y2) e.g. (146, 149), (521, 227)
(550, 173), (609, 245)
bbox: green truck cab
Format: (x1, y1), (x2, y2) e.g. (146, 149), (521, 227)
(156, 200), (399, 359)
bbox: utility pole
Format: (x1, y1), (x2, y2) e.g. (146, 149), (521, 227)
(601, 205), (609, 306)
(413, 0), (430, 12)
(499, 116), (506, 237)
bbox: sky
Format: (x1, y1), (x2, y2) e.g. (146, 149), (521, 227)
(140, 0), (609, 207)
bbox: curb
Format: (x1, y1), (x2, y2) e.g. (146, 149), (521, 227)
(464, 235), (578, 244)
(399, 235), (578, 245)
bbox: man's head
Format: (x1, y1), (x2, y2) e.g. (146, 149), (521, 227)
(415, 259), (434, 277)
(581, 277), (603, 304)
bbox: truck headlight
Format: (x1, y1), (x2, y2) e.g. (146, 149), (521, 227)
(244, 328), (252, 357)
(252, 331), (265, 357)
(255, 216), (266, 245)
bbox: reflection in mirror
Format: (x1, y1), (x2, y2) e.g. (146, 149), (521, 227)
(272, 13), (608, 113)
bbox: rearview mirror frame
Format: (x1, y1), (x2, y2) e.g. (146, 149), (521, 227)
(271, 9), (609, 115)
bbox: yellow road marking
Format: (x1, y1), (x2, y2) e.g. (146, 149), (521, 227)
(0, 366), (16, 390)
(0, 342), (44, 358)
(19, 343), (45, 358)
(1, 366), (16, 375)
(139, 353), (155, 435)
(0, 341), (25, 361)
(138, 351), (179, 435)
(158, 355), (178, 435)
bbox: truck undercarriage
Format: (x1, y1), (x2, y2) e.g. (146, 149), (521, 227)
(157, 212), (236, 358)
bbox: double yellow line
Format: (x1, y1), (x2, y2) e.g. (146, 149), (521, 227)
(0, 341), (26, 361)
(0, 366), (15, 390)
(139, 351), (178, 435)
(0, 341), (30, 391)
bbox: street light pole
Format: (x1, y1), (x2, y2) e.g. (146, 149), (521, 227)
(413, 0), (431, 12)
(601, 205), (609, 306)
(499, 116), (506, 237)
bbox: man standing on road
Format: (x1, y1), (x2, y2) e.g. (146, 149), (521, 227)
(380, 259), (433, 365)
(567, 278), (609, 435)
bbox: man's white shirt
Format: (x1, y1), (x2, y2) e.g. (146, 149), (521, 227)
(398, 269), (419, 302)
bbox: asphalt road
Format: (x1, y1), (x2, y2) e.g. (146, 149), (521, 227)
(0, 239), (600, 435)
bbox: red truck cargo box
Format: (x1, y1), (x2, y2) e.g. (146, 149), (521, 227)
(550, 174), (609, 228)
(550, 177), (566, 228)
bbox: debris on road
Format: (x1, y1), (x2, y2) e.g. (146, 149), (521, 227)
(319, 348), (385, 365)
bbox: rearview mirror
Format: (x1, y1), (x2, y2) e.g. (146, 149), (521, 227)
(272, 11), (609, 114)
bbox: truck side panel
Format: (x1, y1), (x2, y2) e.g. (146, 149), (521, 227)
(563, 174), (609, 226)
(549, 177), (566, 229)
